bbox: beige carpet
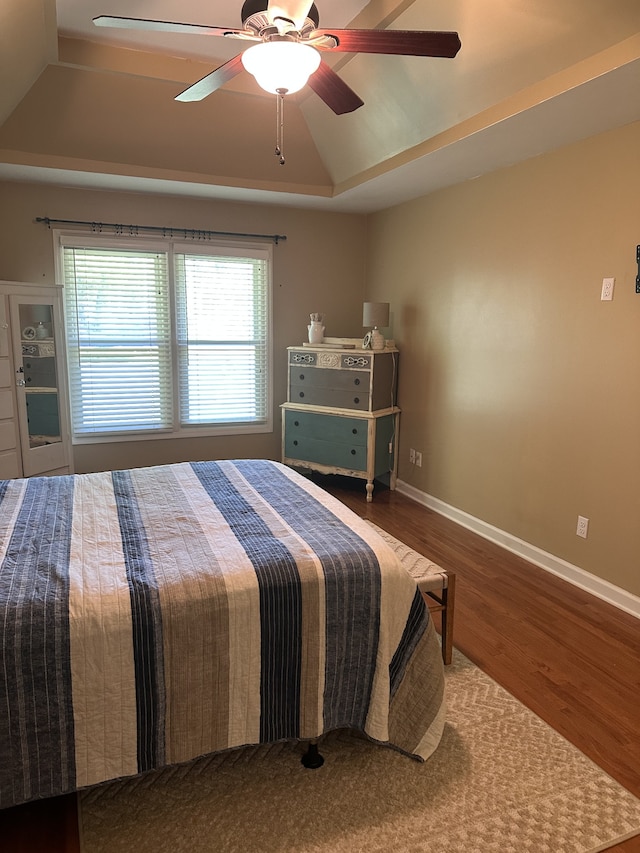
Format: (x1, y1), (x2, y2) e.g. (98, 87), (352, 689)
(78, 534), (640, 853)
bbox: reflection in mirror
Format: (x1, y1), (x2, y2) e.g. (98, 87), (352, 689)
(18, 303), (62, 447)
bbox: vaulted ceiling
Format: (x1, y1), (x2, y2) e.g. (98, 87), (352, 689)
(1, 0), (639, 212)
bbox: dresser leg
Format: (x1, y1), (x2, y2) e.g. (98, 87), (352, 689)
(366, 481), (374, 502)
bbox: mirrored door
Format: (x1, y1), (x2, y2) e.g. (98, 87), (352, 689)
(10, 294), (69, 476)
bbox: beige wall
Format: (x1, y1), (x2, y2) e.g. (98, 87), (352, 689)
(0, 182), (367, 472)
(367, 120), (640, 597)
(2, 120), (639, 600)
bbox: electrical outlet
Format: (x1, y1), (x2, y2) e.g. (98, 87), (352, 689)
(415, 451), (422, 468)
(601, 277), (615, 301)
(409, 448), (416, 464)
(576, 516), (589, 539)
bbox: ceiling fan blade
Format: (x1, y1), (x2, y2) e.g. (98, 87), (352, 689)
(314, 28), (461, 58)
(175, 54), (246, 102)
(307, 61), (364, 115)
(93, 15), (241, 38)
(266, 1), (314, 29)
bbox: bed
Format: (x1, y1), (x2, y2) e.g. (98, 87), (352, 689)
(0, 459), (445, 809)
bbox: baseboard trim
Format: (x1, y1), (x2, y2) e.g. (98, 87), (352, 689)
(396, 479), (640, 620)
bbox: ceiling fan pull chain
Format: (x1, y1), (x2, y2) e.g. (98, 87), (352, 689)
(275, 89), (286, 165)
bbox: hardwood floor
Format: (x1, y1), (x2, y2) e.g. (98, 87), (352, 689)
(2, 477), (639, 852)
(325, 477), (640, 853)
(1, 794), (79, 853)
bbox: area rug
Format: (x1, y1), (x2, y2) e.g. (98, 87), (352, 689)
(78, 532), (640, 853)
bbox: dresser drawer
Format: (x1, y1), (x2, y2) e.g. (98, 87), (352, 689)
(289, 367), (370, 410)
(289, 350), (373, 370)
(286, 435), (367, 471)
(23, 356), (57, 388)
(285, 409), (368, 443)
(284, 410), (368, 471)
(289, 366), (369, 392)
(289, 385), (370, 410)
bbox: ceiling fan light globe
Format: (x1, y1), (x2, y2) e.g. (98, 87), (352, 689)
(242, 41), (320, 94)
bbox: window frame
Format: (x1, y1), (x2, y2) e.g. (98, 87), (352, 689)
(55, 230), (274, 445)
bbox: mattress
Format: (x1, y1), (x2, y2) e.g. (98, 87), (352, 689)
(0, 458), (445, 808)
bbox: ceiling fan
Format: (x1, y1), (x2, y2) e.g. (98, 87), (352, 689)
(93, 0), (462, 116)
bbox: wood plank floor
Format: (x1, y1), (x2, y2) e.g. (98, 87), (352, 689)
(2, 476), (639, 852)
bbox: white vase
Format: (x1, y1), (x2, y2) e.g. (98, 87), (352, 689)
(307, 322), (325, 344)
(370, 327), (385, 350)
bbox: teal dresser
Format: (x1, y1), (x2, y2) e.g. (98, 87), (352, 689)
(281, 345), (400, 501)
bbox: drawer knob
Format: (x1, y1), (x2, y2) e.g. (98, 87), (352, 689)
(352, 428), (358, 435)
(350, 449), (356, 455)
(293, 440), (298, 446)
(353, 397), (359, 404)
(299, 373), (305, 380)
(294, 420), (299, 426)
(299, 392), (305, 398)
(354, 378), (360, 386)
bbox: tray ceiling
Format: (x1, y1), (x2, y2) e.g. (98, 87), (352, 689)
(1, 0), (639, 212)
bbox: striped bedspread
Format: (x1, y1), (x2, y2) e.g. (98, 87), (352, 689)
(0, 459), (445, 808)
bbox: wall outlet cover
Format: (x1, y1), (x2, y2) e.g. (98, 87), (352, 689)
(601, 277), (615, 301)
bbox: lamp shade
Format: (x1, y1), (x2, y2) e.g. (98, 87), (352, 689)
(362, 302), (390, 329)
(242, 41), (321, 95)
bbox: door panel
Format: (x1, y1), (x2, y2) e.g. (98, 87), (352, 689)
(9, 295), (69, 477)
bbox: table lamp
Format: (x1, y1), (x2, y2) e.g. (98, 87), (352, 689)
(362, 302), (390, 350)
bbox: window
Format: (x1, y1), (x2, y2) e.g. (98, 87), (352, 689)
(58, 235), (272, 442)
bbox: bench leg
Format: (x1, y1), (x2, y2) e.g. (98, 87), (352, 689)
(440, 574), (455, 665)
(423, 573), (456, 665)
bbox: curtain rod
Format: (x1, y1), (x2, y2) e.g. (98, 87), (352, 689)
(35, 217), (287, 245)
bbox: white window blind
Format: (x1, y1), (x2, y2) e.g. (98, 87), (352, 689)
(175, 251), (269, 426)
(60, 237), (272, 442)
(63, 246), (173, 436)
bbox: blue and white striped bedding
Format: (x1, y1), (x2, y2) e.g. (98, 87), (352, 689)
(0, 459), (445, 808)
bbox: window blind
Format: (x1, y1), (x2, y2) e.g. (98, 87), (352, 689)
(59, 237), (272, 442)
(62, 246), (173, 436)
(175, 252), (269, 426)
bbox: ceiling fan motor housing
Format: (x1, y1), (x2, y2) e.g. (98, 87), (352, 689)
(240, 1), (320, 29)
